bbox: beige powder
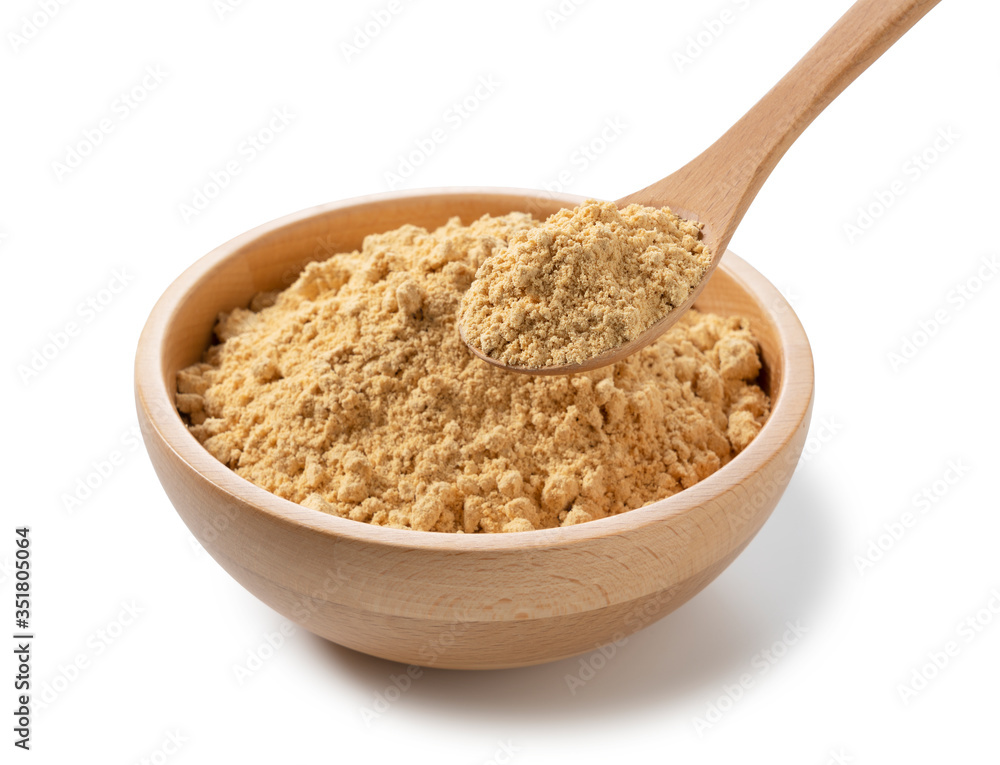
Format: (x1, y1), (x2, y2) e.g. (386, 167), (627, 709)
(177, 210), (768, 533)
(459, 200), (712, 368)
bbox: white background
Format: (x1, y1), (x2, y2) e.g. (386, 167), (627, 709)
(3, 0), (998, 762)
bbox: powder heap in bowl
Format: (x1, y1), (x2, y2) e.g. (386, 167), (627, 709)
(176, 209), (769, 533)
(459, 199), (712, 368)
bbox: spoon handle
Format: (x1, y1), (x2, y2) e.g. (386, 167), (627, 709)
(619, 0), (942, 253)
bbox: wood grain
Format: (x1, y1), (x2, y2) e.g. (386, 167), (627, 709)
(135, 189), (814, 669)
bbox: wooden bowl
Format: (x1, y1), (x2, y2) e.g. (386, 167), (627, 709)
(135, 189), (814, 670)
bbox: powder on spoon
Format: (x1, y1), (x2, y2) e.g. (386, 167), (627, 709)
(176, 209), (767, 533)
(459, 199), (712, 368)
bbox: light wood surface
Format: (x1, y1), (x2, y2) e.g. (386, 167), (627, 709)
(468, 0), (941, 376)
(135, 189), (814, 669)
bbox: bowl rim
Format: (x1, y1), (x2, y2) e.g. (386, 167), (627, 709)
(135, 187), (814, 553)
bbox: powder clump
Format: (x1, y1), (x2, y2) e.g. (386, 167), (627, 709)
(459, 199), (712, 368)
(177, 210), (768, 533)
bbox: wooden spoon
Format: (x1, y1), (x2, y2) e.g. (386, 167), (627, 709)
(462, 0), (941, 375)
